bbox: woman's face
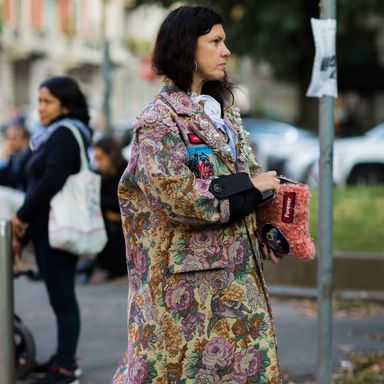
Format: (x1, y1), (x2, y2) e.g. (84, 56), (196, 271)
(38, 87), (68, 126)
(194, 24), (231, 83)
(6, 127), (29, 154)
(93, 147), (112, 175)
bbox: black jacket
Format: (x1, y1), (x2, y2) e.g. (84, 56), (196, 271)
(17, 125), (90, 224)
(0, 148), (32, 191)
(100, 163), (127, 215)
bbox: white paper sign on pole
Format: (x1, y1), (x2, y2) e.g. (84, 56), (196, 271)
(306, 18), (337, 98)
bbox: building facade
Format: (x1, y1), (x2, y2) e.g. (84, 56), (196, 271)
(0, 0), (164, 131)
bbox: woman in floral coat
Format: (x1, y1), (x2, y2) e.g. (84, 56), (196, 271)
(113, 6), (282, 384)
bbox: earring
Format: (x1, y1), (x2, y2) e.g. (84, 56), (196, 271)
(194, 60), (198, 72)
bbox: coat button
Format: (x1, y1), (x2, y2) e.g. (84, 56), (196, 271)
(213, 184), (223, 193)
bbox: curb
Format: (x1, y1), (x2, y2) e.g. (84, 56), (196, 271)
(333, 251), (384, 261)
(268, 284), (384, 302)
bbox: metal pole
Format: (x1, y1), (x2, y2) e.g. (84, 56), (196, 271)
(0, 220), (16, 384)
(317, 1), (336, 383)
(101, 0), (112, 134)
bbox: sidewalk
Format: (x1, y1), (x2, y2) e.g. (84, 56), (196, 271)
(14, 276), (384, 384)
(264, 251), (384, 293)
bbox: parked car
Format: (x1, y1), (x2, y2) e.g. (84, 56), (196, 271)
(283, 123), (384, 186)
(242, 118), (317, 175)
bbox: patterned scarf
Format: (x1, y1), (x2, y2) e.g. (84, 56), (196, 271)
(30, 117), (92, 151)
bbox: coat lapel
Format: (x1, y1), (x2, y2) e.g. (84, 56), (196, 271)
(224, 107), (252, 173)
(158, 80), (251, 173)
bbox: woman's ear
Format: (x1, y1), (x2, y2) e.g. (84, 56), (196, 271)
(62, 107), (70, 115)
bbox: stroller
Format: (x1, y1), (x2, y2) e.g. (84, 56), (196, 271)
(13, 269), (38, 380)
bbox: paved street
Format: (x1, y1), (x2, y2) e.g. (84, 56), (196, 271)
(14, 276), (384, 384)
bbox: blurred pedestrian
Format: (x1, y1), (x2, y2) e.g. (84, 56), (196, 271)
(0, 122), (31, 219)
(112, 6), (282, 383)
(0, 121), (31, 191)
(77, 136), (127, 281)
(12, 76), (92, 384)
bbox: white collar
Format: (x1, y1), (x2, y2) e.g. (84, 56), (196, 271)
(191, 93), (224, 127)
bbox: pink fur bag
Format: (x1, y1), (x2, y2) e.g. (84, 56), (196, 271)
(256, 178), (316, 261)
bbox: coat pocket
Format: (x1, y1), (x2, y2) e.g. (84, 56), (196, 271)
(168, 246), (230, 274)
(167, 226), (248, 274)
(167, 237), (248, 274)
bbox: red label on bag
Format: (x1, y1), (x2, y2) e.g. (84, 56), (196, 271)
(188, 133), (205, 144)
(281, 192), (296, 223)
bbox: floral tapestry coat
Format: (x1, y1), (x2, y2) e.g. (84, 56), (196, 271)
(112, 81), (282, 384)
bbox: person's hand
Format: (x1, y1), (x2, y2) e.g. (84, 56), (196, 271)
(12, 239), (23, 273)
(0, 141), (12, 158)
(11, 213), (28, 238)
(251, 171), (281, 194)
(260, 243), (283, 264)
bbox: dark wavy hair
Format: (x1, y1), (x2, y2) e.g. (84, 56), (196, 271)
(93, 136), (127, 176)
(152, 6), (234, 109)
(39, 76), (90, 125)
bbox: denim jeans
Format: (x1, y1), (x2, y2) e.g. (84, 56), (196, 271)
(30, 217), (80, 370)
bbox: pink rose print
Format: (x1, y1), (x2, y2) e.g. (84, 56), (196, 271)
(169, 93), (193, 114)
(140, 138), (158, 155)
(133, 246), (147, 278)
(181, 232), (225, 269)
(128, 356), (148, 384)
(185, 270), (205, 287)
(182, 254), (207, 271)
(206, 269), (234, 290)
(190, 231), (220, 250)
(190, 232), (223, 263)
(223, 236), (245, 266)
(165, 281), (194, 313)
(233, 347), (262, 378)
(127, 145), (139, 172)
(195, 369), (222, 384)
(202, 337), (234, 370)
(221, 374), (247, 384)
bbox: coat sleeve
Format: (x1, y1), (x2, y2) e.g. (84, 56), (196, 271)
(133, 106), (230, 225)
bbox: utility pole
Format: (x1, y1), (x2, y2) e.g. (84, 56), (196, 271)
(317, 0), (336, 383)
(101, 0), (112, 133)
(0, 221), (15, 384)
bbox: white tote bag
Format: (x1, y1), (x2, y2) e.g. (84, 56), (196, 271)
(48, 123), (107, 255)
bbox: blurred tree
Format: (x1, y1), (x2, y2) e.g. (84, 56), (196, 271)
(132, 0), (384, 128)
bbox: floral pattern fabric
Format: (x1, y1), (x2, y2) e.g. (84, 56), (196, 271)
(112, 80), (282, 384)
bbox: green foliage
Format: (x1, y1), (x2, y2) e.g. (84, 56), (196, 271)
(127, 36), (153, 56)
(235, 270), (249, 285)
(332, 352), (384, 383)
(185, 352), (201, 379)
(309, 185), (384, 253)
(130, 0), (384, 82)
